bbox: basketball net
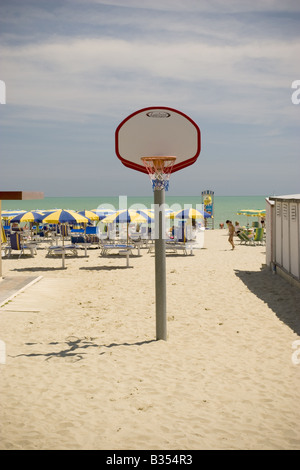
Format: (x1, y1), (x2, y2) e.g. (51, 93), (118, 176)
(141, 156), (176, 191)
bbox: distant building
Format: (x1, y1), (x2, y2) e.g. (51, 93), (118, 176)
(266, 194), (300, 287)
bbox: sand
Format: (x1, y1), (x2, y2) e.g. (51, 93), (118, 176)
(0, 230), (300, 450)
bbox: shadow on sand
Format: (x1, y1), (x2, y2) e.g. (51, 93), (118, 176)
(12, 337), (156, 362)
(11, 266), (65, 272)
(235, 267), (300, 335)
(80, 265), (133, 271)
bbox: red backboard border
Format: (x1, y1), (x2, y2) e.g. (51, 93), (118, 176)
(115, 106), (201, 174)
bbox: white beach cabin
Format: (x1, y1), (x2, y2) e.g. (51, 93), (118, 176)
(266, 194), (300, 287)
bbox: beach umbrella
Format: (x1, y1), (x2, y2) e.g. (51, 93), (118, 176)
(90, 208), (115, 220)
(137, 208), (174, 218)
(102, 209), (147, 225)
(174, 208), (205, 220)
(42, 209), (89, 225)
(1, 209), (26, 219)
(91, 209), (116, 241)
(237, 209), (266, 217)
(1, 211), (27, 235)
(9, 210), (46, 238)
(161, 209), (176, 219)
(42, 210), (89, 268)
(136, 210), (155, 238)
(35, 209), (62, 230)
(136, 209), (155, 223)
(101, 209), (147, 244)
(37, 208), (61, 216)
(9, 211), (45, 224)
(237, 209), (266, 225)
(236, 209), (266, 229)
(77, 210), (99, 222)
(199, 209), (212, 219)
(77, 210), (100, 256)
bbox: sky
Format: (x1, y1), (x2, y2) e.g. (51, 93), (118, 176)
(0, 0), (299, 197)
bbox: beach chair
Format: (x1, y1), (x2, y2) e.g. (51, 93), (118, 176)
(5, 232), (37, 258)
(85, 226), (101, 247)
(237, 231), (254, 245)
(47, 244), (78, 257)
(70, 228), (85, 244)
(164, 240), (194, 255)
(100, 244), (134, 256)
(253, 227), (265, 245)
(70, 234), (86, 244)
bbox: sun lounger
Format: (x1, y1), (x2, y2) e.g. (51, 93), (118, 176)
(168, 241), (195, 255)
(148, 240), (195, 255)
(100, 244), (134, 256)
(5, 232), (37, 258)
(71, 235), (86, 244)
(70, 227), (101, 249)
(252, 227), (265, 245)
(237, 231), (254, 245)
(47, 244), (78, 257)
(237, 228), (264, 246)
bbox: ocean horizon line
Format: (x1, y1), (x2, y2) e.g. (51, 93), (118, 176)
(42, 194), (268, 198)
(1, 195), (268, 229)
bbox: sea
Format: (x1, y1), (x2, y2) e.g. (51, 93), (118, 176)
(1, 195), (268, 229)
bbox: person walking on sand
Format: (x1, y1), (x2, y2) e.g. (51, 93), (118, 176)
(226, 220), (235, 250)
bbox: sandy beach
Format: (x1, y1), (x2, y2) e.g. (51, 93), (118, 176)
(0, 229), (300, 450)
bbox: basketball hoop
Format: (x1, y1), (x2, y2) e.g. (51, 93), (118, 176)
(116, 107), (201, 341)
(141, 156), (176, 191)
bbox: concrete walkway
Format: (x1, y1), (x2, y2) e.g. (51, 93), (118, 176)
(0, 276), (43, 307)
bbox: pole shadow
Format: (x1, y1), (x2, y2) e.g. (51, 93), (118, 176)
(80, 266), (133, 271)
(11, 337), (157, 362)
(11, 266), (64, 272)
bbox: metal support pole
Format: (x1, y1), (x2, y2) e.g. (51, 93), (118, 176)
(154, 188), (167, 341)
(0, 200), (2, 278)
(62, 226), (65, 269)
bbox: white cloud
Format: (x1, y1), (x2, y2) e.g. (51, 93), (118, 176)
(68, 0), (300, 14)
(1, 0), (299, 196)
(1, 34), (299, 128)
